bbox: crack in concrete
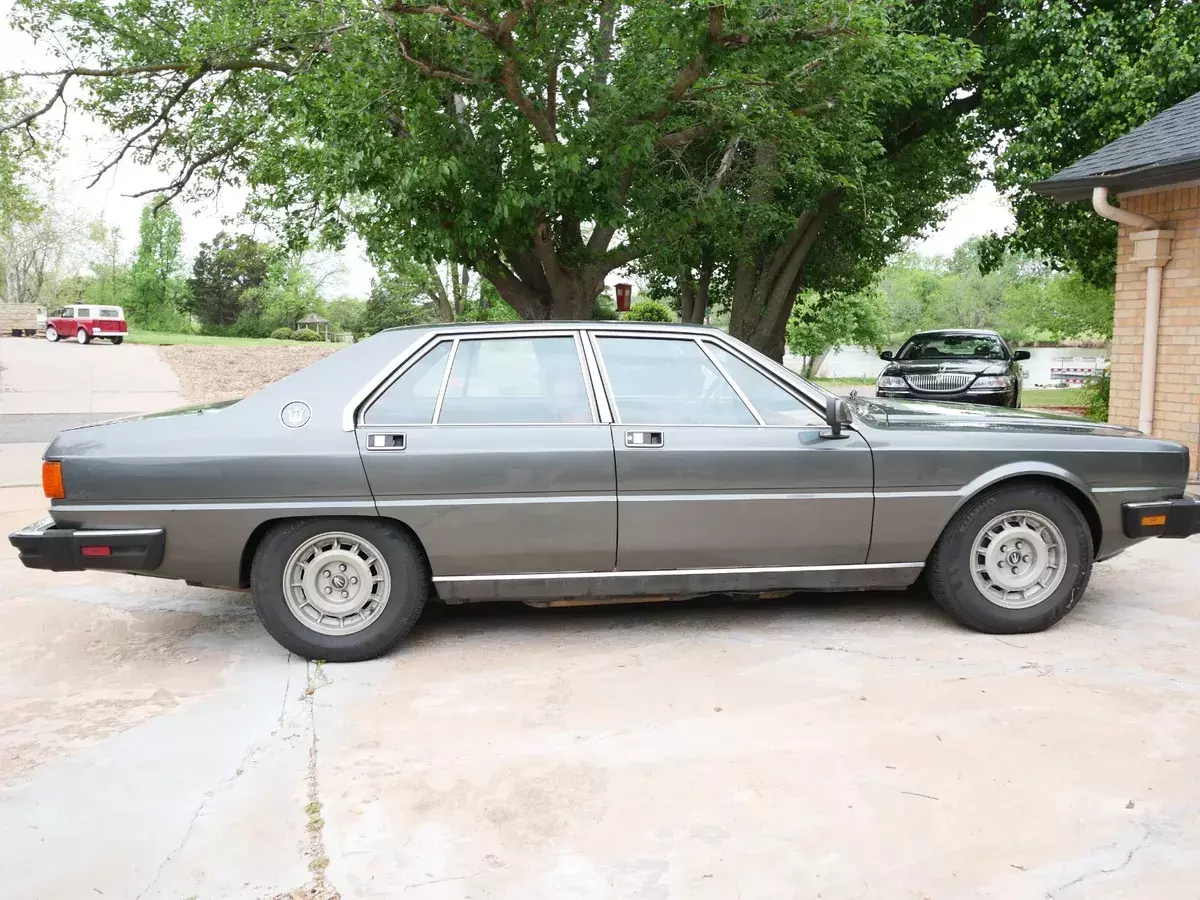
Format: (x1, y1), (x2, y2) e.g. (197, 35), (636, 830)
(1045, 824), (1151, 898)
(274, 659), (340, 900)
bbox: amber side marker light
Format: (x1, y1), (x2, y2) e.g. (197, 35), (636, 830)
(42, 461), (64, 500)
(1141, 514), (1168, 528)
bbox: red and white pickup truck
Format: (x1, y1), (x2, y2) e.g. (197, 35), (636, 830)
(45, 305), (128, 345)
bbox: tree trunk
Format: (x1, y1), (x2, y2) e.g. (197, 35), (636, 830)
(728, 190), (841, 361)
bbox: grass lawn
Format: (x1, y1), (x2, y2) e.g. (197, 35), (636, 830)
(126, 331), (310, 347)
(811, 376), (876, 386)
(1022, 387), (1086, 409)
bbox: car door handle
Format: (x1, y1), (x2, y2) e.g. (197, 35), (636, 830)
(366, 433), (406, 451)
(625, 430), (664, 448)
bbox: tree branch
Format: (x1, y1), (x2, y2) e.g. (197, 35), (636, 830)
(395, 36), (493, 85)
(658, 123), (713, 149)
(0, 72), (70, 135)
(708, 136), (739, 194)
(124, 135), (243, 207)
(586, 165), (633, 254)
(500, 57), (556, 143)
(390, 3), (493, 36)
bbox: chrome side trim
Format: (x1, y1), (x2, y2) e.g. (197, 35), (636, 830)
(73, 528), (164, 538)
(433, 561), (924, 583)
(572, 332), (601, 424)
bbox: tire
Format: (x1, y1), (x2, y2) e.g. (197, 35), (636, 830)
(45, 326), (59, 342)
(110, 336), (124, 345)
(76, 328), (91, 345)
(926, 483), (1093, 634)
(251, 518), (428, 661)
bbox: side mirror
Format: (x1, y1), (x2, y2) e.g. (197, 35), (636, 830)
(821, 396), (853, 440)
(1012, 350), (1031, 361)
(879, 350), (894, 361)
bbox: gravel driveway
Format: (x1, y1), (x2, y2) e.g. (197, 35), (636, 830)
(158, 344), (342, 403)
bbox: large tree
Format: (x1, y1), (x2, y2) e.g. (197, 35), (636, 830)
(980, 0), (1200, 285)
(185, 231), (273, 327)
(128, 202), (184, 325)
(3, 0), (976, 340)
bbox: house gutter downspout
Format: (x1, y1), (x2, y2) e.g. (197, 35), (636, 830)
(1091, 187), (1174, 435)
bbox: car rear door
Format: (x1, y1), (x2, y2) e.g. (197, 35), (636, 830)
(354, 330), (616, 578)
(589, 332), (873, 571)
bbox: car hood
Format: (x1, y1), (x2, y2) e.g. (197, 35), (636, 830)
(850, 395), (1140, 437)
(883, 359), (1007, 376)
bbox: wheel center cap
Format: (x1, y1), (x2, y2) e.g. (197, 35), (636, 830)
(330, 573), (348, 590)
(1007, 550), (1023, 566)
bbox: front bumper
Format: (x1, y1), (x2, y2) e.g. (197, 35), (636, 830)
(8, 517), (165, 572)
(875, 388), (1016, 407)
(1122, 499), (1200, 539)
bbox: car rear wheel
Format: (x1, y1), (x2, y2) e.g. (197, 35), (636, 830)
(925, 483), (1092, 634)
(110, 336), (124, 345)
(45, 326), (59, 342)
(251, 518), (428, 661)
(76, 328), (91, 345)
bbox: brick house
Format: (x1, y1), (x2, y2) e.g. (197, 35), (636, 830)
(1035, 91), (1200, 479)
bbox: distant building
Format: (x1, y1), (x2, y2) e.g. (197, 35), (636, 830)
(1036, 91), (1200, 478)
(296, 313), (331, 341)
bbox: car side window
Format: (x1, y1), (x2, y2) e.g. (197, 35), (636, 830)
(705, 344), (824, 426)
(437, 336), (593, 425)
(363, 342), (452, 425)
(58, 308), (74, 319)
(76, 308), (91, 318)
(595, 336), (756, 425)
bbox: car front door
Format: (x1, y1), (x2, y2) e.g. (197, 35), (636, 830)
(590, 333), (873, 572)
(354, 331), (616, 579)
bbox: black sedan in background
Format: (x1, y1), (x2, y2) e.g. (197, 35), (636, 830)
(875, 329), (1030, 407)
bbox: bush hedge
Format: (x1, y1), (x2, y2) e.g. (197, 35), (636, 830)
(292, 329), (325, 342)
(270, 327), (294, 340)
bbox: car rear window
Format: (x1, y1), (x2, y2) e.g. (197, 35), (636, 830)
(98, 308), (122, 318)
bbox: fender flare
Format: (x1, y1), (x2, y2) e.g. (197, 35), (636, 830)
(940, 461), (1103, 551)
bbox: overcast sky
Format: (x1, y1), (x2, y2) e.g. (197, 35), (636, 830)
(3, 2), (1014, 296)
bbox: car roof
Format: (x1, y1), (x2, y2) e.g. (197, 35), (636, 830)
(904, 329), (1004, 340)
(382, 320), (722, 336)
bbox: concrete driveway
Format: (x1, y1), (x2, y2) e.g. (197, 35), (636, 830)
(2, 470), (1199, 897)
(0, 337), (182, 487)
(0, 336), (182, 416)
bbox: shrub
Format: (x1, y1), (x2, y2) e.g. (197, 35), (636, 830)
(293, 329), (324, 342)
(1081, 371), (1110, 422)
(270, 327), (295, 340)
(623, 299), (674, 322)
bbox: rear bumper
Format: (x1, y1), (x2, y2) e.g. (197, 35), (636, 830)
(8, 517), (165, 572)
(1122, 499), (1200, 539)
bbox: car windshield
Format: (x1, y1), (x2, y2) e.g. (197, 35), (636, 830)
(897, 334), (1007, 361)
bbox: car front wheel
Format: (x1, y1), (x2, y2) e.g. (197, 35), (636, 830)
(251, 518), (428, 661)
(45, 326), (59, 342)
(76, 328), (91, 345)
(926, 483), (1092, 634)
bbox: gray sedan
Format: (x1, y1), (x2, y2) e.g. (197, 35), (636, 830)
(10, 322), (1199, 660)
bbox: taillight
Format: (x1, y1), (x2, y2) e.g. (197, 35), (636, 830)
(42, 460), (64, 500)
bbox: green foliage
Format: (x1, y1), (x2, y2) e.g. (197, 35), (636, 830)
(787, 290), (888, 377)
(623, 299), (674, 323)
(129, 202), (187, 330)
(293, 329), (324, 342)
(981, 1), (1200, 285)
(1081, 372), (1111, 423)
(0, 79), (44, 235)
(322, 297), (365, 334)
(356, 272), (440, 337)
(591, 294), (619, 321)
(873, 239), (1113, 344)
(270, 327), (294, 340)
(184, 232), (273, 330)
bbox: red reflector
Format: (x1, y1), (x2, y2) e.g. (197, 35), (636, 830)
(80, 545), (112, 558)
